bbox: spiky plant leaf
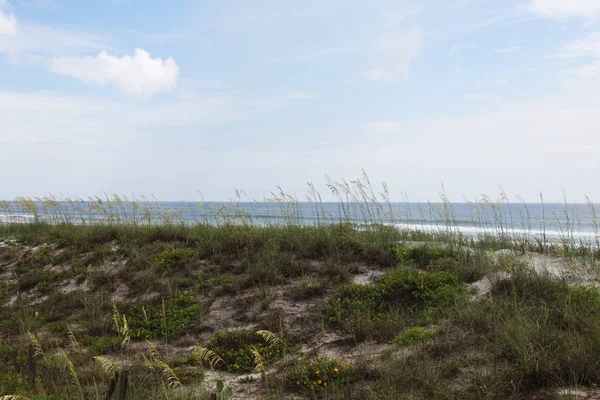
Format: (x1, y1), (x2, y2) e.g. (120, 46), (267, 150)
(141, 353), (156, 371)
(94, 356), (116, 378)
(54, 350), (84, 400)
(67, 325), (79, 348)
(190, 346), (225, 371)
(255, 330), (284, 348)
(146, 340), (161, 363)
(27, 331), (44, 359)
(155, 359), (181, 388)
(249, 345), (266, 373)
(120, 315), (131, 348)
(112, 304), (123, 335)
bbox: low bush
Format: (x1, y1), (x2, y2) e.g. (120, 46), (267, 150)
(82, 335), (122, 355)
(176, 366), (205, 384)
(292, 275), (328, 298)
(207, 330), (286, 374)
(154, 247), (196, 274)
(394, 326), (435, 346)
(285, 356), (357, 395)
(128, 293), (202, 340)
(325, 269), (467, 340)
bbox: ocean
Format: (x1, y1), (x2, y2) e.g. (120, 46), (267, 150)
(1, 200), (598, 244)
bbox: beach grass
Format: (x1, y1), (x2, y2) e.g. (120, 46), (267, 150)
(1, 177), (599, 399)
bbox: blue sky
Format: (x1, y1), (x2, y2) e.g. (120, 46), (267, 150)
(1, 0), (599, 202)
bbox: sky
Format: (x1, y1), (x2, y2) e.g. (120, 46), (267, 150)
(1, 0), (599, 202)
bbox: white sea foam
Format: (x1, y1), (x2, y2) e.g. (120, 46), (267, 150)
(392, 222), (598, 241)
(0, 213), (36, 223)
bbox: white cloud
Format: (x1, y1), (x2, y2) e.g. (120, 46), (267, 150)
(50, 48), (179, 97)
(365, 27), (423, 82)
(0, 5), (17, 36)
(529, 0), (600, 20)
(288, 91), (317, 100)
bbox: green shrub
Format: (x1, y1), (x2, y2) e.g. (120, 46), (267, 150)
(392, 246), (414, 264)
(324, 269), (467, 340)
(188, 265), (240, 289)
(207, 330), (286, 374)
(392, 246), (464, 269)
(69, 258), (88, 281)
(0, 280), (15, 303)
(154, 247), (196, 274)
(453, 273), (600, 396)
(394, 327), (435, 345)
(285, 356), (357, 394)
(0, 369), (28, 396)
(45, 320), (69, 334)
(82, 335), (122, 355)
(16, 269), (62, 292)
(293, 275), (327, 298)
(30, 244), (55, 265)
(177, 366), (205, 384)
(129, 293), (201, 340)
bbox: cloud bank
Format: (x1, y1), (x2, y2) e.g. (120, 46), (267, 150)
(50, 48), (179, 97)
(0, 3), (17, 36)
(529, 0), (600, 20)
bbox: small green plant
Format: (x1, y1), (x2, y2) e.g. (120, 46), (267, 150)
(176, 366), (205, 384)
(392, 245), (464, 269)
(191, 265), (239, 289)
(154, 248), (195, 274)
(129, 293), (201, 340)
(394, 327), (435, 345)
(206, 330), (286, 374)
(293, 275), (327, 297)
(34, 271), (62, 293)
(285, 356), (356, 394)
(69, 259), (88, 282)
(215, 380), (233, 400)
(15, 268), (62, 292)
(0, 369), (32, 397)
(30, 245), (54, 266)
(81, 335), (122, 355)
(392, 246), (414, 264)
